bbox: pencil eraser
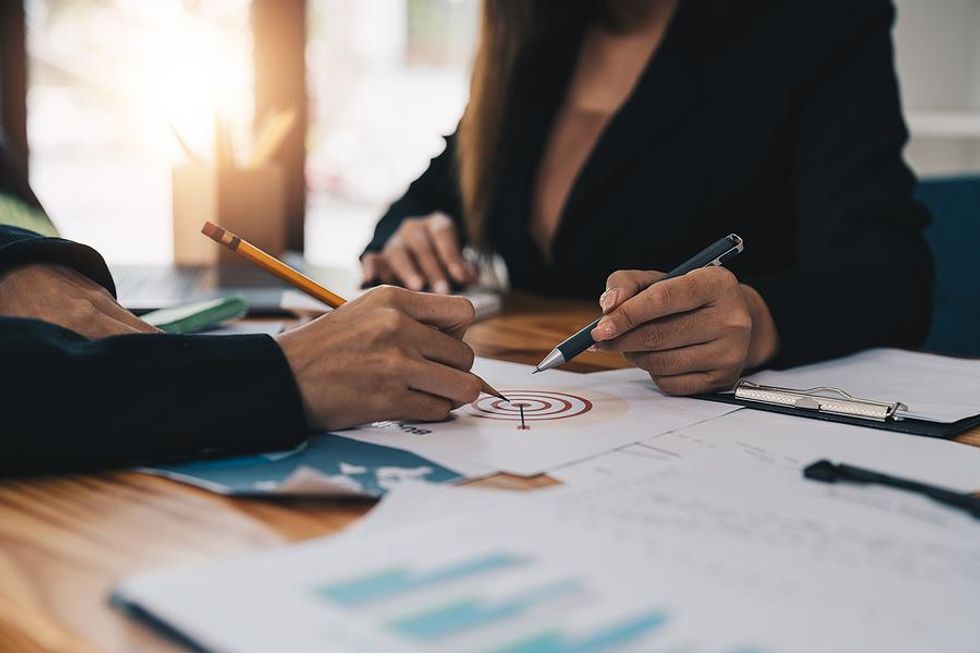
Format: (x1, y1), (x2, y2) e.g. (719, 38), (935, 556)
(201, 221), (224, 241)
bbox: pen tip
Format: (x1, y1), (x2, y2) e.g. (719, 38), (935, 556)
(532, 368), (541, 375)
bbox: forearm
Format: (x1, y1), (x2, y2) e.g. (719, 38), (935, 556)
(748, 246), (932, 369)
(0, 318), (308, 476)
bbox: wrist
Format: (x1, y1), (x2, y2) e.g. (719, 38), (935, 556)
(740, 284), (779, 369)
(274, 329), (319, 428)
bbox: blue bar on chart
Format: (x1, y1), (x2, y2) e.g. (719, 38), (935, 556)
(484, 611), (668, 653)
(389, 578), (585, 641)
(317, 552), (529, 607)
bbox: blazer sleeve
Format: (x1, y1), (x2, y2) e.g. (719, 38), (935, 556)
(0, 228), (308, 476)
(747, 2), (933, 369)
(0, 317), (308, 476)
(363, 133), (466, 254)
(0, 225), (117, 295)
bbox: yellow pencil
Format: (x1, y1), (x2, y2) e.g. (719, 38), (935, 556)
(201, 220), (508, 402)
(202, 221), (345, 308)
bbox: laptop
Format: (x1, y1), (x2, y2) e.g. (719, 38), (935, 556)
(112, 257), (360, 315)
(113, 260), (502, 319)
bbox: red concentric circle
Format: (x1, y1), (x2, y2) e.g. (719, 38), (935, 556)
(469, 390), (593, 422)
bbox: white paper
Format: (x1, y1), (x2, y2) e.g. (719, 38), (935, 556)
(634, 409), (980, 493)
(745, 348), (980, 423)
(337, 358), (742, 476)
(115, 462), (980, 653)
(348, 483), (529, 538)
(550, 443), (680, 485)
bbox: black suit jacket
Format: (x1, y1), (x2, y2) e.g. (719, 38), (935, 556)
(367, 0), (933, 368)
(0, 150), (307, 476)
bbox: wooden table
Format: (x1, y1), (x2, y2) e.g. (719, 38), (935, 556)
(1, 295), (977, 653)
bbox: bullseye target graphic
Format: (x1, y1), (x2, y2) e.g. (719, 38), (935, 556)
(468, 390), (595, 429)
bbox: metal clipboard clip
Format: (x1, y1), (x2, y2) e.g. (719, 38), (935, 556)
(733, 381), (909, 422)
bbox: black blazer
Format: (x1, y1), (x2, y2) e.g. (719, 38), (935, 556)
(366, 0), (933, 368)
(0, 148), (307, 475)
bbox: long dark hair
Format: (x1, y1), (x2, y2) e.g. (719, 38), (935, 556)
(457, 1), (597, 248)
(457, 0), (667, 248)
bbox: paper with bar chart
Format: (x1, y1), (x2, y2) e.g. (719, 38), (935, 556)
(338, 357), (741, 476)
(113, 461), (980, 653)
(113, 506), (775, 653)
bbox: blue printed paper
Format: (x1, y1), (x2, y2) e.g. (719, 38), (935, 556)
(141, 434), (465, 498)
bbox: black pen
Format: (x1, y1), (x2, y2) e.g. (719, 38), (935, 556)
(533, 233), (745, 373)
(804, 459), (980, 520)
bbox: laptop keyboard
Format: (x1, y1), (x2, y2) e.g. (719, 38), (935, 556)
(114, 266), (206, 301)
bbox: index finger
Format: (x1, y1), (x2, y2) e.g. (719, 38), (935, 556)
(367, 286), (476, 339)
(427, 214), (471, 284)
(93, 293), (162, 333)
(593, 268), (720, 341)
(397, 315), (476, 371)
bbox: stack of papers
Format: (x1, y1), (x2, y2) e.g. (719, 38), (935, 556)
(141, 357), (740, 495)
(340, 358), (739, 476)
(117, 348), (980, 651)
(115, 460), (980, 653)
(554, 408), (980, 492)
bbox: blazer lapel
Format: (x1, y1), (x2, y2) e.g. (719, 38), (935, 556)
(554, 0), (739, 247)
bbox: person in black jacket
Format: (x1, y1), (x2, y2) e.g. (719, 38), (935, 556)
(0, 146), (482, 476)
(362, 0), (933, 395)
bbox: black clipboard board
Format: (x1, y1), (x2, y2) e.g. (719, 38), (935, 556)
(698, 382), (980, 439)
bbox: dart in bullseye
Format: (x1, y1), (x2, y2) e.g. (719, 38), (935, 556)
(517, 404), (529, 430)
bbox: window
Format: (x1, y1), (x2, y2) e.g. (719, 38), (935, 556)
(305, 0), (478, 266)
(26, 0), (479, 267)
(27, 0), (253, 263)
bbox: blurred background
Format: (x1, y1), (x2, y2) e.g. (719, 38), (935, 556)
(10, 0), (980, 267)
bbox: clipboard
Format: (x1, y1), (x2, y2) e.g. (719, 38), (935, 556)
(701, 380), (980, 439)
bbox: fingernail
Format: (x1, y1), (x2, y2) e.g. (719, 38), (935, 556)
(593, 319), (616, 340)
(599, 288), (620, 313)
(433, 281), (450, 294)
(408, 277), (424, 291)
(450, 263), (466, 280)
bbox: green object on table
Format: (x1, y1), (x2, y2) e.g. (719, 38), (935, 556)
(0, 193), (59, 237)
(141, 296), (248, 334)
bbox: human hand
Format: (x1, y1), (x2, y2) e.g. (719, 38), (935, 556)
(361, 212), (477, 294)
(274, 285), (483, 430)
(0, 263), (160, 338)
(592, 268), (780, 395)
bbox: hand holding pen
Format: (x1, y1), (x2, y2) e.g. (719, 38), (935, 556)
(536, 234), (781, 396)
(593, 264), (780, 395)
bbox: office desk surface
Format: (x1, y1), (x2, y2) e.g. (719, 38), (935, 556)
(1, 294), (977, 653)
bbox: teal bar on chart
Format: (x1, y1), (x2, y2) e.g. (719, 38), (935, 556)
(485, 611), (668, 653)
(318, 552), (528, 607)
(390, 578), (584, 641)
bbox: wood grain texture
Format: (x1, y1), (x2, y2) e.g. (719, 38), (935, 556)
(0, 295), (976, 653)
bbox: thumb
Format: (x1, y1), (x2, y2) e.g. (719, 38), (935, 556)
(599, 269), (664, 314)
(361, 253), (379, 283)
